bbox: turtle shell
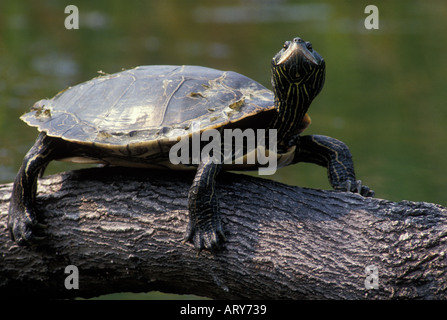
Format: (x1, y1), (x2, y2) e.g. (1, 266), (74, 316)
(22, 65), (275, 150)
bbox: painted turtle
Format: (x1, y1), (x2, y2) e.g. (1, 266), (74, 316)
(8, 37), (373, 251)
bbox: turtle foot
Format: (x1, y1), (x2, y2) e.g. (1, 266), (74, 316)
(8, 202), (47, 246)
(337, 179), (375, 198)
(183, 220), (226, 253)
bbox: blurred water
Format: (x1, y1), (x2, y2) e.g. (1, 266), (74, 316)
(193, 4), (331, 23)
(1, 0), (446, 208)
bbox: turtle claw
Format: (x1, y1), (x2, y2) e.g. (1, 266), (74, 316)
(184, 221), (226, 253)
(337, 179), (374, 198)
(353, 180), (375, 197)
(360, 184), (375, 198)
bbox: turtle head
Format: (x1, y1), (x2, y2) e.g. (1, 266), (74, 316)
(272, 37), (325, 99)
(270, 37), (326, 141)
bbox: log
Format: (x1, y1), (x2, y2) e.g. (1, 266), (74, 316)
(0, 166), (446, 299)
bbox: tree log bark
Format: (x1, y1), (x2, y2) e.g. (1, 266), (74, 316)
(0, 167), (446, 299)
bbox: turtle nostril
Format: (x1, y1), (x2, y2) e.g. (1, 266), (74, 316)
(293, 37), (303, 43)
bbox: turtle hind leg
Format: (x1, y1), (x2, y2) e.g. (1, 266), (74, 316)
(185, 156), (225, 252)
(8, 132), (63, 245)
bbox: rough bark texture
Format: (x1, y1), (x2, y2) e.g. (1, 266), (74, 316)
(0, 167), (446, 299)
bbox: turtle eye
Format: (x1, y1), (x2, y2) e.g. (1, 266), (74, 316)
(283, 41), (291, 50)
(305, 41), (313, 51)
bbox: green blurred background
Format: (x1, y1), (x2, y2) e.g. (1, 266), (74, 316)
(1, 0), (446, 299)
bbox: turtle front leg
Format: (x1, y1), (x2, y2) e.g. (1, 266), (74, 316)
(8, 132), (60, 245)
(185, 156), (225, 252)
(293, 134), (374, 197)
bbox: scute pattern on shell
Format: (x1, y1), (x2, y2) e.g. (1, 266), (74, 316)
(21, 65), (274, 148)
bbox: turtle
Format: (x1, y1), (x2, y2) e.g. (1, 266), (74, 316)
(8, 37), (374, 252)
